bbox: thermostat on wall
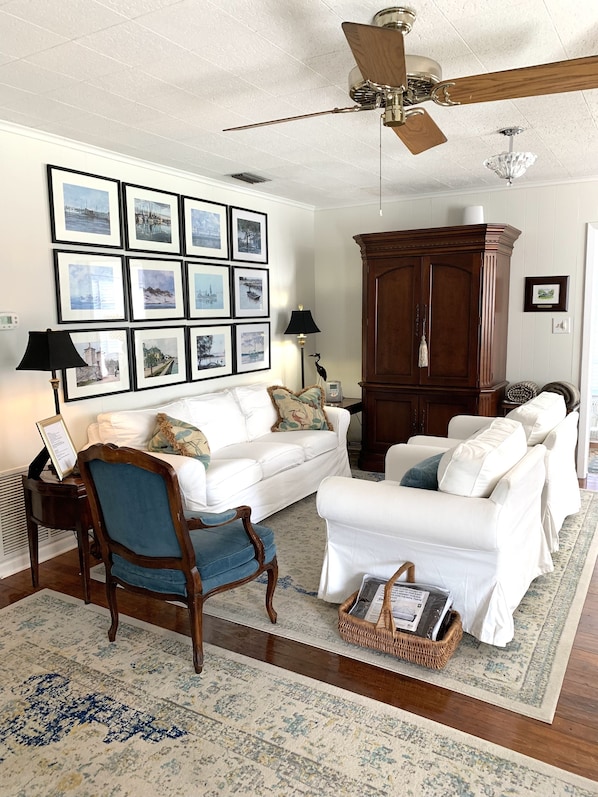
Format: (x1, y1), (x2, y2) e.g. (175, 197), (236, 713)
(0, 312), (19, 329)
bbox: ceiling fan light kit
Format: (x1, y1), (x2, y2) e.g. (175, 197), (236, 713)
(484, 127), (537, 186)
(224, 7), (598, 164)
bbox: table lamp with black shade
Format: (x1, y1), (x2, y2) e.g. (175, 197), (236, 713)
(284, 305), (320, 388)
(16, 328), (86, 478)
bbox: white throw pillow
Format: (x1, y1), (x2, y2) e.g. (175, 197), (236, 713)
(437, 418), (527, 498)
(184, 390), (248, 452)
(506, 391), (566, 445)
(97, 400), (188, 448)
(232, 383), (278, 440)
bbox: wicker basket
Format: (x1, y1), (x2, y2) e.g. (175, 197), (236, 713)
(338, 562), (463, 670)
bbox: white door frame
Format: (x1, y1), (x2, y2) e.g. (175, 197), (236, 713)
(577, 221), (598, 477)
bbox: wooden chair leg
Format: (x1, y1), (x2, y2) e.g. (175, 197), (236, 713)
(106, 578), (119, 642)
(188, 595), (204, 674)
(265, 558), (278, 624)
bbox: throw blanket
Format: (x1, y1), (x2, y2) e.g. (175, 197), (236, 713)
(505, 381), (539, 404)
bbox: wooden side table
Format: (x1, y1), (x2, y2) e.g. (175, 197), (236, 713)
(22, 471), (93, 603)
(327, 397), (363, 414)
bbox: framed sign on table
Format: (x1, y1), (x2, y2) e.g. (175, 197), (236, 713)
(36, 415), (78, 480)
(127, 257), (185, 321)
(132, 326), (187, 391)
(234, 322), (270, 374)
(230, 206), (268, 263)
(188, 325), (234, 382)
(186, 261), (231, 320)
(63, 328), (131, 402)
(182, 196), (229, 259)
(47, 165), (122, 248)
(123, 183), (181, 254)
(54, 250), (127, 323)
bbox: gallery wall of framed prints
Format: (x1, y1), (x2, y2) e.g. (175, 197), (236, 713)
(46, 164), (272, 400)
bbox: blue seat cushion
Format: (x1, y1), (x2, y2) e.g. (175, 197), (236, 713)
(111, 520), (276, 597)
(399, 453), (443, 490)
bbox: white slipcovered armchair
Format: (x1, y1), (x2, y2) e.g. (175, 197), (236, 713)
(317, 419), (553, 647)
(408, 392), (581, 552)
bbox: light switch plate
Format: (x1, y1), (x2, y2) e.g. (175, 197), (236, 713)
(552, 317), (571, 334)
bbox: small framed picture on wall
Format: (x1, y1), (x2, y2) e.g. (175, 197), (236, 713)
(63, 328), (131, 402)
(54, 250), (127, 323)
(232, 266), (269, 318)
(123, 183), (181, 254)
(132, 326), (188, 391)
(188, 325), (234, 381)
(182, 196), (229, 259)
(235, 322), (270, 374)
(230, 206), (268, 263)
(186, 261), (231, 320)
(47, 165), (122, 248)
(127, 258), (185, 322)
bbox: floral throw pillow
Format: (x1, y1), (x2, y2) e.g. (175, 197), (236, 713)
(267, 385), (331, 432)
(147, 413), (211, 470)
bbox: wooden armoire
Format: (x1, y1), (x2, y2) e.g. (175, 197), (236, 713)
(356, 223), (521, 471)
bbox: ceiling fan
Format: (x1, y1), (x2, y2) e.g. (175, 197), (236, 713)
(224, 6), (598, 155)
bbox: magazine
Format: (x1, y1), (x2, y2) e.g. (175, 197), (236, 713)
(348, 574), (453, 641)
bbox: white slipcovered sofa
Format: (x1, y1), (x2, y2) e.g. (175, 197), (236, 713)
(317, 418), (554, 646)
(87, 382), (351, 522)
(408, 391), (581, 552)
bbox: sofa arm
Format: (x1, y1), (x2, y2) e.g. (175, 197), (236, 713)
(385, 443), (451, 482)
(141, 450), (208, 509)
(447, 415), (494, 439)
(323, 405), (350, 443)
(317, 476), (501, 550)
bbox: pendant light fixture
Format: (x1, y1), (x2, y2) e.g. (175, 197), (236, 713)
(484, 127), (537, 185)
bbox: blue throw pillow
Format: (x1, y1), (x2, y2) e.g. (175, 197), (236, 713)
(399, 453), (443, 490)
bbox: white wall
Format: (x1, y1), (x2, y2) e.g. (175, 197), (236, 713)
(0, 123), (316, 473)
(314, 184), (598, 400)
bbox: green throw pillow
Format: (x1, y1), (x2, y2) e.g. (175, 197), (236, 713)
(399, 453), (442, 490)
(147, 413), (211, 470)
(267, 384), (331, 431)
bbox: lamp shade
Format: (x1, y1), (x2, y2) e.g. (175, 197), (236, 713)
(16, 329), (86, 372)
(284, 309), (320, 336)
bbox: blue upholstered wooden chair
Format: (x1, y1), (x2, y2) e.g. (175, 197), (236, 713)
(78, 443), (278, 673)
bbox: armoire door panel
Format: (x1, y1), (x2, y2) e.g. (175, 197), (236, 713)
(421, 254), (481, 386)
(368, 258), (420, 383)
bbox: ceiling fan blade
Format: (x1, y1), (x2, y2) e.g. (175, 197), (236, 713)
(436, 55), (598, 105)
(342, 21), (406, 88)
(392, 109), (447, 154)
(223, 104), (373, 132)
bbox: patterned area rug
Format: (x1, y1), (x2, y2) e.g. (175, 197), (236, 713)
(1, 591), (597, 797)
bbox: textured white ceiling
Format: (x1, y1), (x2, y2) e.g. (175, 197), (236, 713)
(1, 0), (597, 208)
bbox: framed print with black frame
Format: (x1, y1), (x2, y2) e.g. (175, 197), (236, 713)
(54, 250), (127, 323)
(188, 325), (234, 382)
(524, 276), (569, 312)
(36, 415), (78, 480)
(186, 261), (231, 320)
(132, 326), (188, 391)
(234, 322), (270, 374)
(182, 196), (229, 259)
(230, 206), (268, 263)
(233, 266), (269, 318)
(123, 183), (181, 254)
(63, 327), (131, 402)
(47, 165), (122, 248)
(127, 257), (185, 321)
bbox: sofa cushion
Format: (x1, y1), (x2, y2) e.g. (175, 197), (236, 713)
(255, 429), (338, 460)
(147, 413), (211, 470)
(185, 390), (248, 452)
(506, 391), (566, 445)
(213, 441), (305, 479)
(205, 458), (262, 505)
(399, 453), (443, 490)
(97, 400), (189, 448)
(268, 385), (331, 431)
(232, 383), (278, 440)
(437, 418), (527, 498)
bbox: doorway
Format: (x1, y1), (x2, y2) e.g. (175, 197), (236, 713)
(578, 221), (598, 478)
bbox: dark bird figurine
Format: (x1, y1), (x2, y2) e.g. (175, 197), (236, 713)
(310, 353), (327, 382)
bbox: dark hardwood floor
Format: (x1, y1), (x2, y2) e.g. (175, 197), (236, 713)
(2, 473), (598, 782)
